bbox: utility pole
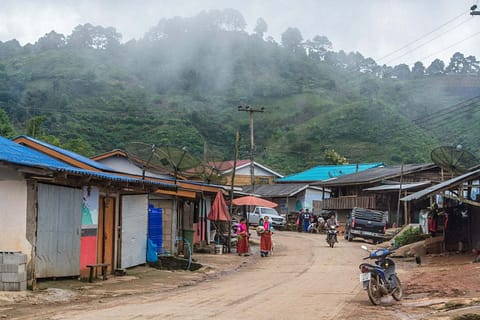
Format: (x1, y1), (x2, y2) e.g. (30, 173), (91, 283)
(238, 105), (264, 193)
(228, 131), (240, 253)
(471, 4), (480, 15)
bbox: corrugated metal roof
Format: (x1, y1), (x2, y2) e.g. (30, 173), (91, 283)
(312, 163), (437, 187)
(0, 137), (176, 188)
(214, 160), (283, 178)
(242, 183), (322, 197)
(207, 160), (250, 172)
(401, 169), (480, 202)
(14, 135), (114, 171)
(277, 163), (384, 182)
(364, 181), (432, 191)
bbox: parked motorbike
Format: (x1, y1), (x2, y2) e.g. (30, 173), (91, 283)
(358, 245), (403, 305)
(326, 225), (338, 248)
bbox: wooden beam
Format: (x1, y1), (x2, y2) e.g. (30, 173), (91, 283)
(440, 192), (480, 207)
(14, 137), (102, 171)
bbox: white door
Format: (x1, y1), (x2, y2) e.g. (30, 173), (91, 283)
(121, 194), (148, 269)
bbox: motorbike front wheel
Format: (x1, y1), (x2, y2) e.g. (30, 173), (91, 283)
(391, 275), (403, 301)
(329, 238), (334, 248)
(327, 235), (334, 247)
(367, 277), (383, 305)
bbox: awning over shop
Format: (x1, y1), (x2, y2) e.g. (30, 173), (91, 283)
(400, 169), (480, 202)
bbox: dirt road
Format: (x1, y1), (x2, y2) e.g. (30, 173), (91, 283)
(52, 232), (365, 320)
(23, 232), (363, 320)
(3, 231), (479, 320)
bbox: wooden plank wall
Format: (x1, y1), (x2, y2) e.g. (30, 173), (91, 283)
(313, 196), (376, 211)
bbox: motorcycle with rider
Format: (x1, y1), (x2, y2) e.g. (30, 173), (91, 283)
(325, 213), (339, 247)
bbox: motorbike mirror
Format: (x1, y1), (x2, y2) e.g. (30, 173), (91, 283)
(361, 245), (369, 251)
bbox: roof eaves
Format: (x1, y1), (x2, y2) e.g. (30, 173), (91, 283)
(401, 169), (480, 202)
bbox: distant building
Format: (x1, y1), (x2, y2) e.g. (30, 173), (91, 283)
(205, 160), (283, 187)
(277, 163), (384, 183)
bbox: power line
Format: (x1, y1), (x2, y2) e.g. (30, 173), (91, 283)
(377, 9), (470, 63)
(417, 31), (480, 63)
(364, 96), (480, 149)
(413, 95), (480, 125)
(416, 101), (480, 131)
(384, 16), (475, 65)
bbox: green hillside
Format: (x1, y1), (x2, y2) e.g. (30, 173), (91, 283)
(1, 10), (479, 175)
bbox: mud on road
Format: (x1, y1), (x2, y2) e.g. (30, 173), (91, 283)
(1, 233), (479, 320)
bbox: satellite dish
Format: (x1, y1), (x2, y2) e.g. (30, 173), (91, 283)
(124, 142), (232, 184)
(328, 169), (344, 178)
(430, 145), (478, 175)
(153, 145), (204, 182)
(124, 142), (167, 179)
(124, 142), (203, 182)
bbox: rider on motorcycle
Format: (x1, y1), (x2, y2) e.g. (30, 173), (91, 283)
(325, 213), (338, 242)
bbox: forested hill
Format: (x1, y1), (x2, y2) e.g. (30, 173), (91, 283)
(1, 9), (480, 175)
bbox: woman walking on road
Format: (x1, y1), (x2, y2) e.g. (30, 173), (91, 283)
(236, 218), (249, 256)
(260, 216), (273, 257)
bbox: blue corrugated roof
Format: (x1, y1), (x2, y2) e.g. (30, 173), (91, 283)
(277, 163), (384, 182)
(0, 136), (176, 188)
(14, 135), (114, 171)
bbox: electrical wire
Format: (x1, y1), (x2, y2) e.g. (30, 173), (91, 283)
(376, 9), (470, 63)
(413, 95), (480, 125)
(384, 16), (475, 65)
(417, 31), (480, 63)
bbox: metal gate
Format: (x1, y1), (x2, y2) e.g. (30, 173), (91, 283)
(36, 184), (82, 278)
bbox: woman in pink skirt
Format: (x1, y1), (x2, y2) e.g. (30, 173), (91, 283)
(236, 218), (249, 256)
(260, 216), (273, 257)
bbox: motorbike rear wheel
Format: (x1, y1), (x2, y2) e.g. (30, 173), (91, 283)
(391, 275), (403, 301)
(367, 277), (382, 305)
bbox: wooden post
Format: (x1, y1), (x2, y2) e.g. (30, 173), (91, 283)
(396, 163), (404, 227)
(228, 131), (240, 253)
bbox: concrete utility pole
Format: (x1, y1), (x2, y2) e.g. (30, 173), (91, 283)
(237, 105), (264, 193)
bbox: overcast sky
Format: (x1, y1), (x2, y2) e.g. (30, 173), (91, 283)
(1, 0), (479, 67)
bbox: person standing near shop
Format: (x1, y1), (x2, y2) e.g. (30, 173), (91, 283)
(260, 216), (273, 257)
(303, 209), (311, 232)
(296, 208), (304, 232)
(236, 218), (249, 256)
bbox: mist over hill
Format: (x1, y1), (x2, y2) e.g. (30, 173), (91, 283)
(1, 9), (480, 175)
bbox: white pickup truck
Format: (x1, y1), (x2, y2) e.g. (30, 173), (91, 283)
(247, 207), (286, 229)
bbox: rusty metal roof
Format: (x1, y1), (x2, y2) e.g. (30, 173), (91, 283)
(242, 183), (323, 197)
(312, 163), (437, 187)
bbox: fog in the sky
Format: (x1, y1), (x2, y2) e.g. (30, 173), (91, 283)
(1, 0), (479, 66)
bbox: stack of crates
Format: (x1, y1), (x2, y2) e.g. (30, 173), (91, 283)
(0, 252), (27, 291)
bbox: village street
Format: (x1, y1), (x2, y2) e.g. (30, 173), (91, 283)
(49, 231), (368, 320)
(2, 231), (480, 320)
